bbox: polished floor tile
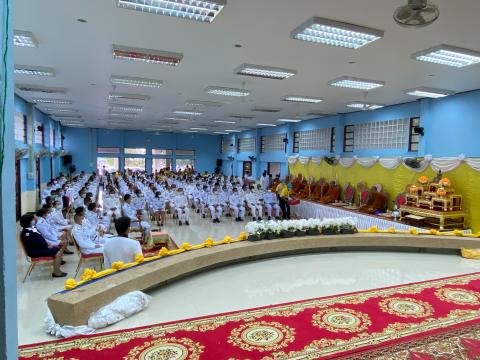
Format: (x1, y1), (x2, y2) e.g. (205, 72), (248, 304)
(16, 211), (480, 345)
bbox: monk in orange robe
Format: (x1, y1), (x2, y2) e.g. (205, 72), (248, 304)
(359, 188), (388, 214)
(309, 179), (329, 202)
(297, 177), (315, 199)
(290, 174), (304, 195)
(319, 182), (341, 204)
(269, 175), (281, 192)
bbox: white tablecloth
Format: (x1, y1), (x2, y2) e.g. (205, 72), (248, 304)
(292, 200), (421, 231)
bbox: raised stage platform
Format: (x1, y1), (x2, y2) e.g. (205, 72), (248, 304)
(48, 233), (480, 326)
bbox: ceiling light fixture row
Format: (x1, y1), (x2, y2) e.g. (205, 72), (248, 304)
(234, 63), (297, 80)
(13, 30), (38, 47)
(109, 103), (143, 112)
(404, 86), (455, 98)
(110, 75), (164, 88)
(32, 98), (73, 105)
(14, 65), (55, 77)
(328, 76), (385, 90)
(283, 95), (323, 104)
(113, 45), (183, 66)
(346, 102), (385, 111)
(108, 92), (150, 101)
(116, 0), (226, 23)
(205, 86), (251, 97)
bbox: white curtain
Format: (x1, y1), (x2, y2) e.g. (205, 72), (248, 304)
(310, 156), (322, 164)
(299, 156), (311, 165)
(339, 158), (356, 168)
(430, 154), (465, 173)
(286, 155), (299, 164)
(379, 157), (402, 170)
(355, 156), (379, 168)
(465, 158), (480, 172)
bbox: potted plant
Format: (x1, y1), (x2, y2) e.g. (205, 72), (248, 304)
(306, 218), (321, 236)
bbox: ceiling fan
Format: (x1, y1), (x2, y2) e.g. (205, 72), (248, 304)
(394, 0), (440, 28)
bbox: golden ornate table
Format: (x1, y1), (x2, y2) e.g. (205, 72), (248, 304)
(399, 205), (466, 230)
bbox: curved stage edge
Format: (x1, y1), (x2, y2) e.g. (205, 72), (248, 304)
(48, 233), (480, 326)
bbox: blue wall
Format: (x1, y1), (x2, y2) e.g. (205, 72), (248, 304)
(14, 95), (63, 192)
(221, 89), (480, 179)
(62, 128), (221, 174)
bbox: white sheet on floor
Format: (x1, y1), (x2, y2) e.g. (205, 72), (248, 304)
(45, 308), (95, 338)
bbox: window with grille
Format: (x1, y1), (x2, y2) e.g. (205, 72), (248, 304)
(260, 136), (265, 153)
(330, 127), (336, 153)
(298, 128), (331, 151)
(176, 150), (195, 156)
(408, 117), (421, 152)
(34, 121), (44, 145)
(293, 132), (300, 153)
(97, 147), (120, 154)
(152, 149), (173, 156)
(343, 125), (354, 152)
(221, 137), (234, 153)
(237, 137), (255, 153)
(53, 129), (56, 147)
(14, 112), (27, 143)
(353, 119), (408, 150)
(49, 127), (54, 147)
(262, 133), (286, 152)
(125, 148), (146, 155)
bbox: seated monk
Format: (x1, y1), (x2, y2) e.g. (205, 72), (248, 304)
(269, 175), (281, 192)
(319, 182), (341, 204)
(359, 188), (388, 214)
(297, 177), (315, 199)
(290, 174), (304, 195)
(309, 179), (329, 201)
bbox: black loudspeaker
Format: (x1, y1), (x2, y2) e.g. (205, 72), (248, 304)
(63, 155), (72, 166)
(216, 159), (223, 167)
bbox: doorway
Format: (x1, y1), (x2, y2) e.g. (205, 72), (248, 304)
(268, 162), (281, 178)
(36, 158), (41, 205)
(242, 161), (252, 177)
(50, 156), (53, 181)
(15, 159), (21, 221)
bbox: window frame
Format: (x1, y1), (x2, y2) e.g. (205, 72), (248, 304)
(408, 117), (421, 152)
(343, 125), (355, 153)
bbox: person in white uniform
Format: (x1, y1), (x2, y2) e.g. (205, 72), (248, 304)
(173, 188), (190, 226)
(122, 194), (151, 236)
(35, 207), (73, 253)
(264, 189), (282, 220)
(208, 187), (223, 223)
(72, 213), (104, 255)
(103, 188), (121, 219)
(228, 187), (246, 222)
(49, 200), (72, 232)
(150, 191), (166, 227)
(103, 217), (143, 269)
(246, 186), (263, 221)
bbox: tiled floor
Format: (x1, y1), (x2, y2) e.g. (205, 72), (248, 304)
(16, 211), (480, 345)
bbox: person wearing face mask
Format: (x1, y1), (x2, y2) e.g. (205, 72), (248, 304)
(150, 191), (166, 227)
(122, 194), (151, 238)
(173, 188), (190, 226)
(86, 202), (110, 233)
(228, 188), (246, 222)
(36, 207), (73, 254)
(208, 186), (222, 223)
(246, 186), (263, 221)
(264, 189), (282, 221)
(49, 200), (72, 232)
(20, 213), (67, 278)
(103, 188), (121, 220)
(73, 190), (86, 209)
(72, 213), (104, 255)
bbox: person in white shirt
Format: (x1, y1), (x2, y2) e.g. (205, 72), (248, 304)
(198, 185), (209, 219)
(103, 217), (143, 269)
(173, 188), (190, 226)
(246, 186), (263, 221)
(103, 188), (121, 219)
(72, 213), (104, 255)
(86, 203), (110, 232)
(260, 171), (270, 191)
(36, 208), (73, 254)
(48, 200), (72, 232)
(73, 189), (86, 209)
(264, 189), (282, 220)
(150, 191), (166, 227)
(132, 189), (148, 218)
(208, 187), (223, 223)
(122, 194), (151, 236)
(228, 187), (246, 222)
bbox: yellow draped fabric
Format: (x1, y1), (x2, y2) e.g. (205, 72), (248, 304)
(289, 162), (480, 232)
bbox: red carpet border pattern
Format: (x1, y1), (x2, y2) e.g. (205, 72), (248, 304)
(19, 272), (480, 359)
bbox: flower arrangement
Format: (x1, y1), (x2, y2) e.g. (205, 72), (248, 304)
(245, 217), (357, 239)
(436, 187), (447, 197)
(418, 176), (429, 184)
(439, 178), (451, 187)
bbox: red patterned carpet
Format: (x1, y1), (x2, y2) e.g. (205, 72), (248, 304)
(19, 273), (480, 359)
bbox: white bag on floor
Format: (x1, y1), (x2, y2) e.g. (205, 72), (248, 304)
(45, 309), (95, 338)
(87, 291), (152, 329)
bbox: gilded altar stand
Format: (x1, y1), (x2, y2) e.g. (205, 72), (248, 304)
(399, 205), (466, 230)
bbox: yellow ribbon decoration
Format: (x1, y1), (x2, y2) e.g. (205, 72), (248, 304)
(80, 268), (97, 282)
(134, 254), (145, 263)
(111, 262), (125, 270)
(64, 278), (78, 290)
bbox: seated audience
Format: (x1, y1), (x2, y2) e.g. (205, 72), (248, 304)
(103, 217), (142, 269)
(72, 212), (104, 255)
(35, 208), (73, 254)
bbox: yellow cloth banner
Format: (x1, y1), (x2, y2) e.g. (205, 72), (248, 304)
(289, 162), (480, 232)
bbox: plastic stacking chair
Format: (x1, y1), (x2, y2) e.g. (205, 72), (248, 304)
(71, 232), (104, 278)
(19, 236), (54, 283)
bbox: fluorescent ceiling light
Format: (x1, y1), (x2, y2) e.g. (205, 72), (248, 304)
(16, 85), (66, 94)
(184, 130), (198, 133)
(291, 17), (383, 49)
(173, 110), (203, 116)
(185, 99), (223, 107)
(110, 75), (163, 88)
(252, 106), (282, 113)
(54, 114), (82, 119)
(46, 108), (78, 113)
(59, 119), (84, 124)
(32, 98), (73, 105)
(116, 0), (225, 23)
(108, 110), (138, 117)
(13, 30), (38, 47)
(230, 114), (254, 119)
(109, 92), (150, 101)
(277, 118), (302, 123)
(347, 102), (384, 110)
(329, 76), (385, 90)
(214, 132), (229, 135)
(214, 120), (236, 124)
(225, 129), (241, 133)
(412, 45), (480, 68)
(113, 44), (183, 66)
(306, 111), (331, 117)
(62, 123), (84, 128)
(205, 86), (251, 97)
(109, 103), (143, 112)
(404, 86), (455, 99)
(283, 95), (323, 104)
(164, 117), (190, 122)
(15, 65), (55, 77)
(190, 127), (208, 131)
(234, 63), (296, 80)
(256, 123), (276, 127)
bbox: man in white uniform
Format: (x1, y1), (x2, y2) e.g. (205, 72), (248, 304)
(72, 213), (104, 255)
(173, 188), (190, 226)
(228, 187), (246, 222)
(264, 189), (282, 220)
(246, 186), (263, 221)
(122, 194), (151, 237)
(103, 217), (143, 269)
(208, 187), (222, 223)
